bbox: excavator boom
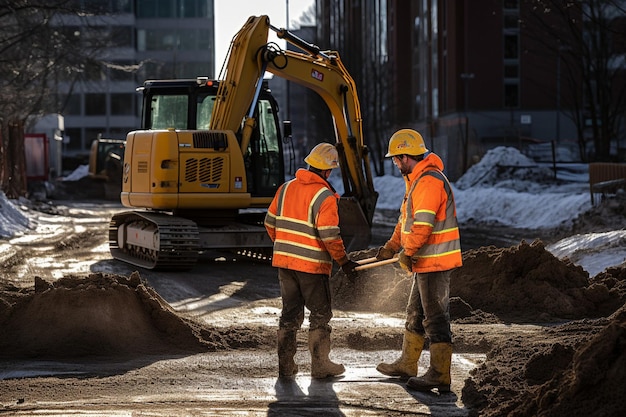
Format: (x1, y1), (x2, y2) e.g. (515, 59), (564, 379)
(212, 16), (378, 248)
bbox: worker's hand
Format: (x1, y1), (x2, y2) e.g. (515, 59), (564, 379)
(398, 250), (412, 272)
(341, 260), (360, 280)
(375, 245), (395, 261)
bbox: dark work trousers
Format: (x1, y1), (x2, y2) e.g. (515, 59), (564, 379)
(277, 268), (333, 332)
(404, 270), (452, 344)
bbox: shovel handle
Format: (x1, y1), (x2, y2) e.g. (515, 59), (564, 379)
(356, 256), (378, 265)
(354, 257), (399, 271)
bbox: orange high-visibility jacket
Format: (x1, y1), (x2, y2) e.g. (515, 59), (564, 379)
(264, 169), (348, 275)
(387, 153), (462, 273)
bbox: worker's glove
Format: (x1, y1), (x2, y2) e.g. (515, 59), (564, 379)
(375, 245), (396, 261)
(341, 260), (360, 280)
(398, 249), (413, 272)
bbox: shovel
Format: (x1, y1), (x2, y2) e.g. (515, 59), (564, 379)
(354, 256), (399, 271)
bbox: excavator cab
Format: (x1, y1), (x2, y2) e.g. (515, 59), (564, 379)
(109, 78), (291, 269)
(139, 78), (287, 199)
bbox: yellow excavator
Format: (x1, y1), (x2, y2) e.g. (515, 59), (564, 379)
(109, 15), (378, 269)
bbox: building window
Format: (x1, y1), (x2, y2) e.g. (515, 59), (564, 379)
(84, 61), (105, 81)
(180, 0), (210, 17)
(138, 29), (180, 51)
(504, 14), (519, 30)
(179, 30), (195, 51)
(64, 94), (82, 115)
(137, 0), (176, 18)
(504, 34), (518, 59)
(111, 26), (133, 48)
(85, 93), (107, 115)
(503, 0), (519, 10)
(137, 0), (209, 18)
(504, 82), (519, 108)
(112, 0), (133, 13)
(137, 0), (157, 17)
(197, 29), (212, 50)
(504, 64), (518, 78)
(179, 29), (211, 50)
(111, 93), (135, 115)
(138, 28), (211, 52)
(503, 2), (520, 108)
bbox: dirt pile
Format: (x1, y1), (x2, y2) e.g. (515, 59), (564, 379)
(333, 241), (626, 322)
(452, 239), (626, 321)
(462, 303), (626, 417)
(0, 272), (241, 359)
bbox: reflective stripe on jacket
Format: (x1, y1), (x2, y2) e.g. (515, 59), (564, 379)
(387, 153), (462, 273)
(264, 168), (348, 275)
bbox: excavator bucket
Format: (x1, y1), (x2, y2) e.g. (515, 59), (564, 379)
(338, 196), (372, 252)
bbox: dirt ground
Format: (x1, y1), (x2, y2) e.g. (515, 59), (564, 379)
(1, 192), (626, 416)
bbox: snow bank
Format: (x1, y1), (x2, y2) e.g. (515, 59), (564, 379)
(0, 192), (32, 238)
(62, 165), (89, 181)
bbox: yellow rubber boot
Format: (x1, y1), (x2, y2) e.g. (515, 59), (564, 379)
(277, 329), (298, 378)
(309, 328), (345, 379)
(407, 342), (452, 392)
(376, 330), (425, 378)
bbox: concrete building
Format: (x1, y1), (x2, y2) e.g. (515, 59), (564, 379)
(55, 0), (215, 168)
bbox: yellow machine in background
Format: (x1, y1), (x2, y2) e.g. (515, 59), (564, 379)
(109, 15), (378, 269)
(88, 137), (125, 182)
(88, 137), (125, 199)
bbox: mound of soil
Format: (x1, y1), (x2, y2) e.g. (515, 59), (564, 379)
(521, 305), (626, 417)
(462, 303), (626, 417)
(452, 239), (622, 321)
(0, 272), (254, 359)
(333, 241), (626, 322)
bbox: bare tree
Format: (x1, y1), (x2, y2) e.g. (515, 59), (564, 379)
(0, 0), (116, 197)
(521, 0), (626, 161)
(291, 4), (316, 29)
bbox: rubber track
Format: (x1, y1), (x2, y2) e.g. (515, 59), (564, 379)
(109, 211), (199, 270)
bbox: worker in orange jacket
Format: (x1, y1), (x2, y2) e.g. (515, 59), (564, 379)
(375, 129), (462, 393)
(264, 142), (359, 379)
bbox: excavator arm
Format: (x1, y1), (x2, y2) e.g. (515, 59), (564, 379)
(210, 15), (378, 248)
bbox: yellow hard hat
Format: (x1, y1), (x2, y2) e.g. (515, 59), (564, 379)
(305, 143), (339, 170)
(385, 129), (428, 157)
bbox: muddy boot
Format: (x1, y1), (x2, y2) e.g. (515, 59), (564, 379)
(277, 329), (298, 378)
(407, 342), (452, 393)
(376, 330), (424, 378)
(308, 328), (345, 379)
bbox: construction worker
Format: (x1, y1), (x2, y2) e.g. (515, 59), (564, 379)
(264, 142), (359, 379)
(375, 129), (462, 393)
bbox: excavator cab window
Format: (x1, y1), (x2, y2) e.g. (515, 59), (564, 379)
(245, 98), (284, 197)
(149, 94), (189, 130)
(196, 93), (215, 129)
(142, 81), (220, 130)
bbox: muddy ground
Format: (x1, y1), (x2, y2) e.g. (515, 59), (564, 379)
(0, 193), (625, 416)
